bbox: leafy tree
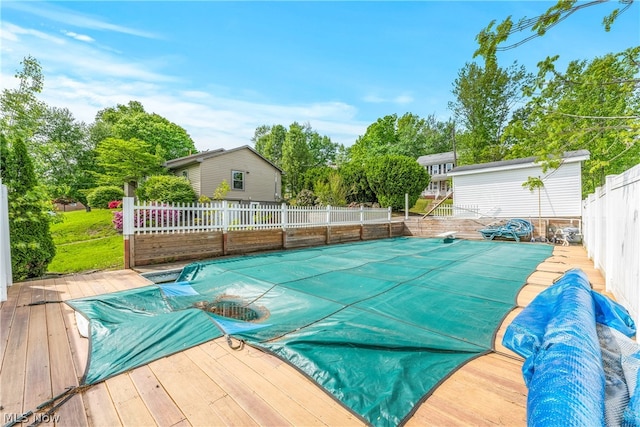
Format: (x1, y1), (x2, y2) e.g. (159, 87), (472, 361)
(475, 0), (634, 64)
(302, 166), (334, 192)
(253, 123), (339, 169)
(0, 55), (45, 141)
(505, 48), (640, 196)
(136, 175), (196, 203)
(294, 189), (316, 206)
(314, 172), (348, 206)
(95, 137), (165, 186)
(31, 106), (96, 205)
(91, 101), (196, 161)
(350, 113), (453, 162)
(338, 161), (377, 204)
(365, 155), (430, 210)
(305, 124), (339, 166)
(281, 122), (312, 196)
(4, 137), (55, 280)
(450, 61), (533, 164)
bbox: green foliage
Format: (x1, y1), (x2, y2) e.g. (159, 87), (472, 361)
(137, 175), (196, 203)
(294, 189), (316, 206)
(33, 106), (96, 205)
(0, 55), (45, 140)
(254, 122), (341, 170)
(474, 1), (633, 64)
(5, 137), (56, 281)
(506, 48), (640, 196)
(302, 166), (333, 192)
(314, 172), (348, 206)
(365, 155), (430, 210)
(91, 101), (196, 160)
(338, 161), (377, 204)
(213, 179), (231, 200)
(281, 122), (312, 196)
(350, 113), (454, 163)
(522, 176), (545, 192)
(450, 61), (533, 164)
(198, 194), (212, 204)
(87, 186), (125, 208)
(95, 137), (164, 185)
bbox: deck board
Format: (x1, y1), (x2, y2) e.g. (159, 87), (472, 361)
(0, 244), (609, 426)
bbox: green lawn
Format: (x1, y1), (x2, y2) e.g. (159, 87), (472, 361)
(48, 209), (124, 274)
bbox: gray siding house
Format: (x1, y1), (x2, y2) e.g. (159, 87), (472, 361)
(448, 150), (589, 218)
(164, 145), (283, 203)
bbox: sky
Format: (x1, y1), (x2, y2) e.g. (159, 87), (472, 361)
(1, 1), (638, 153)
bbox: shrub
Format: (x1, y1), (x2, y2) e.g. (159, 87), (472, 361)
(4, 137), (56, 280)
(112, 203), (181, 232)
(87, 186), (125, 209)
(295, 189), (316, 206)
(136, 175), (196, 204)
(365, 155), (430, 210)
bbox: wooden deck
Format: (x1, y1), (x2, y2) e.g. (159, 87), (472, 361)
(0, 245), (606, 426)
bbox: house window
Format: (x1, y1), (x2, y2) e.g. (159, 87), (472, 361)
(445, 162), (453, 172)
(232, 170), (245, 190)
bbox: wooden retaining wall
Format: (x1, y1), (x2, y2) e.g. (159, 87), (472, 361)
(130, 222), (405, 267)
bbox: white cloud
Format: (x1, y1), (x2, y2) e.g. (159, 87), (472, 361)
(62, 31), (95, 43)
(3, 2), (160, 39)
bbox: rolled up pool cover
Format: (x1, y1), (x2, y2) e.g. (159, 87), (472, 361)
(503, 268), (636, 426)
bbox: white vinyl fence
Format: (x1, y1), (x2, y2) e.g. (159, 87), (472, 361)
(431, 204), (480, 218)
(583, 163), (640, 325)
(122, 198), (392, 235)
(1, 182), (12, 302)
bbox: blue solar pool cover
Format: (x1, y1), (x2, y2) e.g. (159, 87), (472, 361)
(68, 237), (554, 426)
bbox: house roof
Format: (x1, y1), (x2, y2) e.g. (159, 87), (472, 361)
(417, 151), (455, 166)
(164, 145), (284, 173)
(448, 150), (590, 176)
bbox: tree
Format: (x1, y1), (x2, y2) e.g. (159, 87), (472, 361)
(449, 61), (533, 164)
(31, 106), (96, 205)
(338, 161), (377, 204)
(4, 137), (56, 280)
(505, 48), (640, 196)
(365, 155), (430, 210)
(314, 172), (348, 206)
(254, 124), (287, 168)
(281, 123), (312, 196)
(304, 124), (339, 166)
(91, 101), (196, 161)
(475, 0), (635, 63)
(0, 55), (45, 141)
(350, 113), (453, 162)
(95, 137), (165, 186)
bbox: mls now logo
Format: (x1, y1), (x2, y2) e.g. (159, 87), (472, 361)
(4, 413), (61, 424)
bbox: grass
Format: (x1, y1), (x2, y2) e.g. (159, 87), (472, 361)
(408, 198), (453, 215)
(48, 209), (124, 274)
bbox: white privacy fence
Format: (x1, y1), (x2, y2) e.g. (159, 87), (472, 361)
(1, 182), (12, 302)
(583, 163), (640, 325)
(122, 198), (392, 235)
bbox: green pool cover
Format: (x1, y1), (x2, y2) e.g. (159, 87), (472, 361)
(67, 237), (552, 426)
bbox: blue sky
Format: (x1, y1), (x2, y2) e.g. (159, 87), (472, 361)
(1, 1), (637, 152)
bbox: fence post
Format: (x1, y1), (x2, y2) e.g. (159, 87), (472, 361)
(387, 207), (392, 222)
(1, 182), (12, 301)
(405, 193), (409, 220)
(122, 197), (134, 269)
(326, 205), (331, 225)
(360, 205), (364, 225)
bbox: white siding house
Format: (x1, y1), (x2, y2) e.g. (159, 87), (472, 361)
(417, 151), (456, 198)
(448, 150), (589, 218)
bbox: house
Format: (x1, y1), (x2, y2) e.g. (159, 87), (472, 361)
(447, 150), (590, 218)
(417, 151), (456, 198)
(164, 145), (283, 203)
